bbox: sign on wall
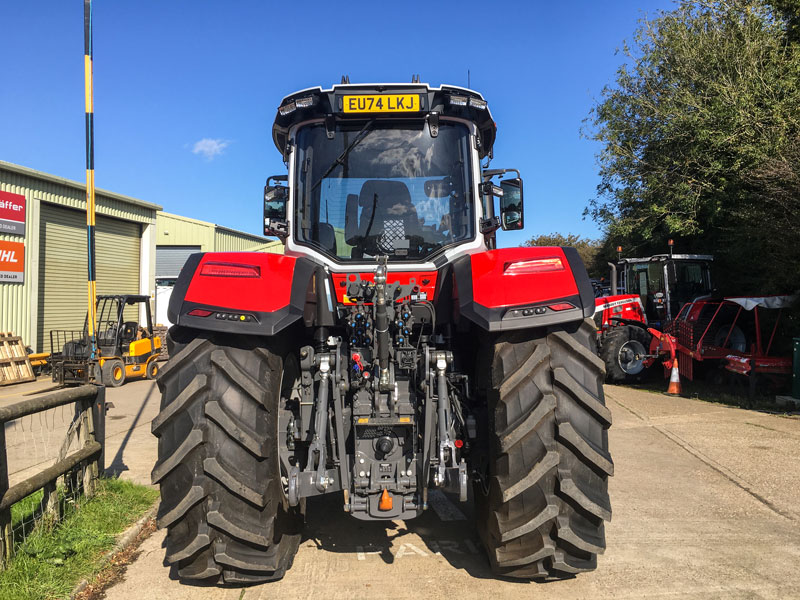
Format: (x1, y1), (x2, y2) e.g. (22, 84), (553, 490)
(0, 190), (26, 236)
(0, 240), (24, 283)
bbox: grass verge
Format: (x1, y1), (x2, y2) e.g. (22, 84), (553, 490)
(0, 478), (158, 600)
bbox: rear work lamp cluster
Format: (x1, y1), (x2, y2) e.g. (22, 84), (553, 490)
(446, 94), (488, 110)
(281, 93), (487, 116)
(279, 95), (316, 116)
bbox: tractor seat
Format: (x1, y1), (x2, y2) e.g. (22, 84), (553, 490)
(121, 322), (138, 342)
(346, 180), (421, 256)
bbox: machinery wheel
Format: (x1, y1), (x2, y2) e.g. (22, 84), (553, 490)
(102, 359), (126, 387)
(599, 326), (650, 383)
(146, 359), (159, 380)
(151, 326), (303, 584)
(477, 318), (613, 578)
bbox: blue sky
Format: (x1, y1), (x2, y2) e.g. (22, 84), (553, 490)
(0, 0), (674, 248)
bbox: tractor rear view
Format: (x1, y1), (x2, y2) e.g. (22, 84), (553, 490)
(152, 81), (612, 582)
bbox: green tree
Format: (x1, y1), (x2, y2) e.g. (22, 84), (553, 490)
(523, 232), (603, 277)
(586, 0), (800, 293)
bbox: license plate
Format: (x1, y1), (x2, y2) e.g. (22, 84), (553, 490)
(342, 94), (420, 113)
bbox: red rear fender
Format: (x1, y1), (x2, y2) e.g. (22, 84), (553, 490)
(452, 247), (594, 332)
(168, 252), (316, 336)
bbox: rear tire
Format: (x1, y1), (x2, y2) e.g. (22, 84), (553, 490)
(599, 325), (650, 383)
(477, 318), (613, 579)
(151, 326), (303, 584)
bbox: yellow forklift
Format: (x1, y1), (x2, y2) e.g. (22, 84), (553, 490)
(50, 295), (161, 387)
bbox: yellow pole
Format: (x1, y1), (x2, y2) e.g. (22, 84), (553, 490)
(84, 0), (97, 359)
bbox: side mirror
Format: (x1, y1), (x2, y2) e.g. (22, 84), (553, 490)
(499, 178), (524, 230)
(264, 175), (289, 238)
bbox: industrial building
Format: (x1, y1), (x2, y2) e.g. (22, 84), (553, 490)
(0, 160), (282, 352)
(155, 212), (282, 326)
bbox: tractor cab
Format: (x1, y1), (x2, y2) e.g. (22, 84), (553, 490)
(264, 83), (522, 268)
(619, 254), (713, 326)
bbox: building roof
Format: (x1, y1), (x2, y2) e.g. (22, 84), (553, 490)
(158, 211), (273, 244)
(0, 160), (163, 211)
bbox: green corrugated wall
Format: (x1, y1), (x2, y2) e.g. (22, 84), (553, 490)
(0, 161), (160, 351)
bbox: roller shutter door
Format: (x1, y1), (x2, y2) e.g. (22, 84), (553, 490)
(38, 203), (141, 351)
(156, 245), (200, 278)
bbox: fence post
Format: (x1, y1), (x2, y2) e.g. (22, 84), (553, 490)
(80, 396), (96, 498)
(0, 425), (11, 568)
(92, 385), (106, 476)
(42, 480), (60, 524)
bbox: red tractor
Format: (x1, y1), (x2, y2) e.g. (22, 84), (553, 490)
(151, 82), (612, 583)
(595, 252), (713, 382)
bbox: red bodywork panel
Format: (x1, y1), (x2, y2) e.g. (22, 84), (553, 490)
(331, 272), (438, 304)
(185, 252), (298, 312)
(469, 247), (578, 308)
(594, 294), (647, 330)
(176, 247), (592, 335)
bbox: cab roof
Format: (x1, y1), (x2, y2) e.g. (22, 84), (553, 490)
(271, 82), (497, 159)
(620, 254), (714, 264)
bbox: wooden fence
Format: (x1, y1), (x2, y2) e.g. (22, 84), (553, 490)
(0, 385), (105, 568)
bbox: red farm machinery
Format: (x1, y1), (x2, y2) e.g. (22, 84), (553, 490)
(656, 295), (794, 394)
(595, 249), (794, 393)
(594, 251), (713, 382)
(151, 81), (613, 583)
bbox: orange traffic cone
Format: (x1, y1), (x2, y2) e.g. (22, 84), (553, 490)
(666, 357), (682, 395)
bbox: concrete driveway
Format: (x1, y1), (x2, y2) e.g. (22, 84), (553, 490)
(13, 380), (799, 599)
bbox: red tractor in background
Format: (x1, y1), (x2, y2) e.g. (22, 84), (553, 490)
(151, 81), (612, 584)
(594, 250), (714, 382)
(595, 250), (794, 394)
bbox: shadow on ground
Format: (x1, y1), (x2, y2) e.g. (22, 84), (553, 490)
(106, 383), (157, 477)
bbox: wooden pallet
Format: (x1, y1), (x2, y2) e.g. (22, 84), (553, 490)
(153, 326), (169, 361)
(0, 332), (36, 386)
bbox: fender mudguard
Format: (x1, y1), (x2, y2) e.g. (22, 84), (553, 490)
(452, 246), (595, 332)
(168, 252), (317, 336)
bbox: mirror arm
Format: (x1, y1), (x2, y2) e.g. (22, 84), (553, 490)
(480, 181), (504, 197)
(481, 168), (520, 182)
(480, 217), (501, 235)
(264, 218), (289, 240)
(267, 174), (288, 186)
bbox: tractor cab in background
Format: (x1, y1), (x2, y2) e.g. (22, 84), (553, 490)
(618, 253), (714, 327)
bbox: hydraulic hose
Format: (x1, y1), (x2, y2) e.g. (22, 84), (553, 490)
(374, 257), (391, 390)
(312, 357), (331, 492)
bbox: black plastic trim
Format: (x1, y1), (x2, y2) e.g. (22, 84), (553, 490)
(561, 246), (596, 318)
(167, 253), (203, 325)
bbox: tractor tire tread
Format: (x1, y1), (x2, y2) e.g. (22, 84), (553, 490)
(479, 318), (612, 579)
(153, 326), (302, 584)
